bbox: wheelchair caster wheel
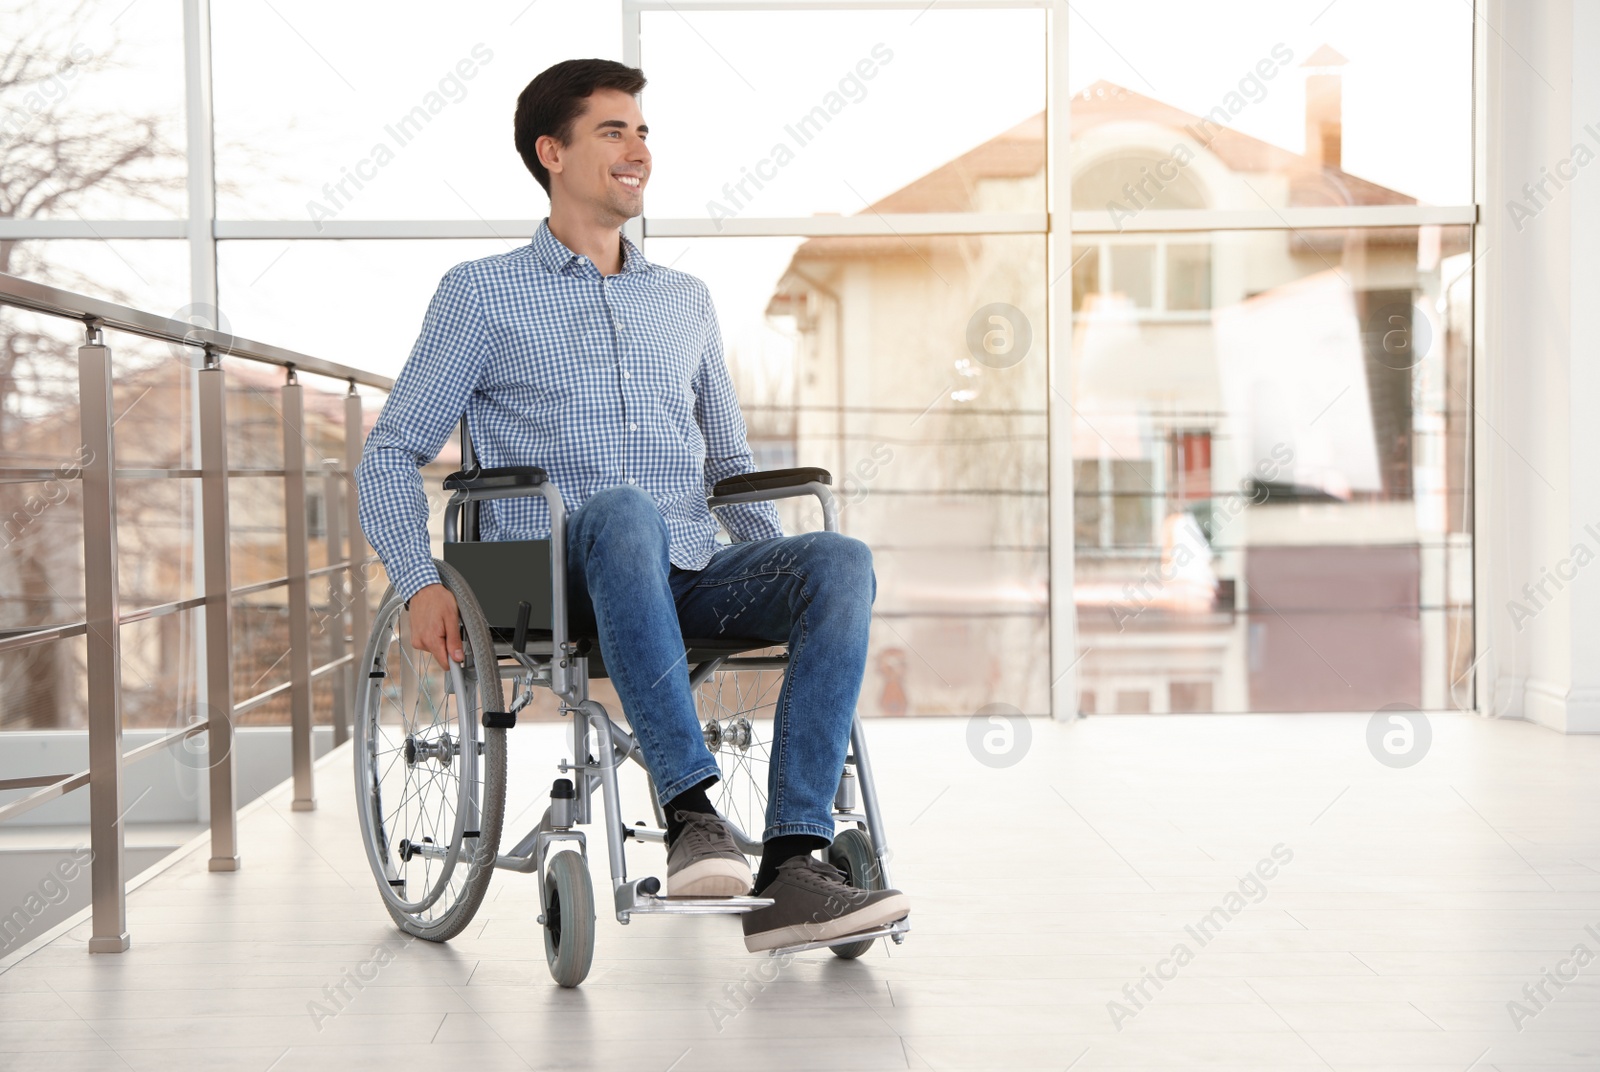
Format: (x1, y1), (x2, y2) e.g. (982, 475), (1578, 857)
(544, 850), (596, 988)
(826, 828), (884, 960)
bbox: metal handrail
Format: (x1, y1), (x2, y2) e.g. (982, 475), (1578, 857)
(0, 467), (357, 480)
(0, 268), (388, 954)
(0, 271), (393, 390)
(0, 553), (383, 654)
(0, 622), (89, 656)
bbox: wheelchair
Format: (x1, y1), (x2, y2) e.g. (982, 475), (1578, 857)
(352, 423), (909, 987)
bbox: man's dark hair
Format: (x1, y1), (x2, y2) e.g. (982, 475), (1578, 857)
(514, 59), (648, 197)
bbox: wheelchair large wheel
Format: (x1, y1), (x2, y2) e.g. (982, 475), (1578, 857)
(693, 657), (785, 854)
(353, 560), (507, 942)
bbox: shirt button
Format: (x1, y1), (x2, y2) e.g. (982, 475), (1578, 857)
(629, 422), (638, 431)
(623, 370), (632, 379)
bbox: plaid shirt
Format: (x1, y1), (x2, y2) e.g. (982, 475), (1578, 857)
(357, 218), (783, 602)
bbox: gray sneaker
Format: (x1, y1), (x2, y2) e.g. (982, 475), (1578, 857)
(741, 854), (910, 952)
(665, 810), (752, 897)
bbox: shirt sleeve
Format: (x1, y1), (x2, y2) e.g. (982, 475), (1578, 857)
(356, 264), (491, 602)
(693, 287), (784, 543)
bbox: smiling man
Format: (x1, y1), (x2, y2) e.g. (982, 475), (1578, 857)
(356, 58), (909, 954)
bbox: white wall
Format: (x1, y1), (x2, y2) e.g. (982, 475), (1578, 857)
(1481, 0), (1600, 731)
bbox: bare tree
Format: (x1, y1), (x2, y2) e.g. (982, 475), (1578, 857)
(1, 0), (189, 423)
(0, 0), (187, 729)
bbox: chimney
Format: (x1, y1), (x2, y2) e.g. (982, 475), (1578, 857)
(1301, 44), (1348, 170)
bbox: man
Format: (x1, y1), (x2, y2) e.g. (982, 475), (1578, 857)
(356, 58), (908, 953)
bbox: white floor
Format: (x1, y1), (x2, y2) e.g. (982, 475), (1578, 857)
(3, 713), (1600, 1071)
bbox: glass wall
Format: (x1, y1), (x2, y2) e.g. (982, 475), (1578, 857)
(1070, 227), (1473, 713)
(216, 239), (513, 376)
(210, 2), (617, 222)
(1066, 0), (1473, 207)
(0, 0), (189, 221)
(3, 0), (197, 735)
(643, 235), (1050, 718)
(1065, 0), (1475, 712)
(636, 6), (1045, 218)
(638, 5), (1049, 716)
(0, 0), (1479, 723)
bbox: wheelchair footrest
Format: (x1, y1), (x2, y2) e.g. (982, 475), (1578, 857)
(763, 917), (910, 956)
(630, 893), (775, 916)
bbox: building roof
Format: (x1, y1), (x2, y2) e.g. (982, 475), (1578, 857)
(775, 79), (1420, 273)
(1301, 44), (1350, 67)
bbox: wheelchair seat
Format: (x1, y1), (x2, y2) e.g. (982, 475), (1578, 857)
(438, 459), (833, 678)
(445, 536), (781, 679)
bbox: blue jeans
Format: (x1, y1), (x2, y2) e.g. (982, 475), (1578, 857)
(564, 485), (874, 843)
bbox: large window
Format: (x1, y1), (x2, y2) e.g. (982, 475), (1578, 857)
(1, 0), (1479, 724)
(1071, 226), (1473, 714)
(637, 4), (1050, 718)
(1066, 0), (1475, 713)
(1073, 239), (1214, 315)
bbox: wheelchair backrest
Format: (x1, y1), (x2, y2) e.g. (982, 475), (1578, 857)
(458, 416), (482, 543)
(445, 417), (558, 634)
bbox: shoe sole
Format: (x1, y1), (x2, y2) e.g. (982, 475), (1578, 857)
(667, 856), (751, 898)
(743, 892), (911, 952)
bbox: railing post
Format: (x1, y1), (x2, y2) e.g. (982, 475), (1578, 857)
(199, 353), (239, 870)
(344, 384), (369, 689)
(283, 369), (315, 811)
(323, 459), (350, 746)
(79, 322), (128, 953)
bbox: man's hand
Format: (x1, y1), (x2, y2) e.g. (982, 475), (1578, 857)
(408, 583), (464, 670)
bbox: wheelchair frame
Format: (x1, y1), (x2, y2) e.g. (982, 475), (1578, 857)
(431, 430), (909, 956)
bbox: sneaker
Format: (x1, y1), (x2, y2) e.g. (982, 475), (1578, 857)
(665, 810), (752, 897)
(741, 854), (910, 953)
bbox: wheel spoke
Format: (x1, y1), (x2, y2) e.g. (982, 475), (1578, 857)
(700, 666), (781, 847)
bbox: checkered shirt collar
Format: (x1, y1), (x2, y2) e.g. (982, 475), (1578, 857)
(531, 216), (650, 277)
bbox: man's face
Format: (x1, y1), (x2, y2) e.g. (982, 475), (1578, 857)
(541, 87), (650, 221)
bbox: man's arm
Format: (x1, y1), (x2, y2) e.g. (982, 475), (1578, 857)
(356, 263), (492, 606)
(693, 287), (784, 541)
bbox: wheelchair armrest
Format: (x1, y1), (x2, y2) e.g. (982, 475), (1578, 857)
(711, 467), (831, 496)
(443, 465), (548, 492)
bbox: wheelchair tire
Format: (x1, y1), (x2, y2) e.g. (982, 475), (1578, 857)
(825, 827), (884, 960)
(353, 560), (508, 943)
(543, 849), (596, 988)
